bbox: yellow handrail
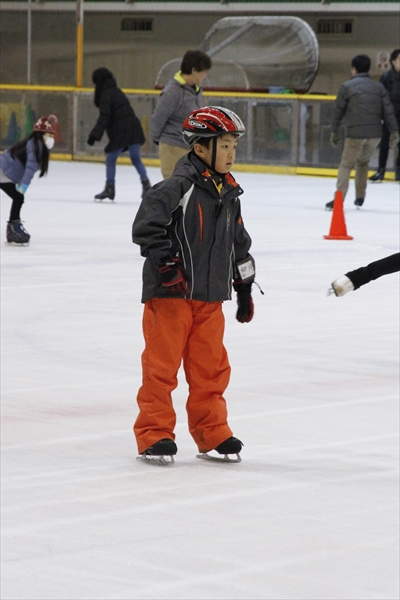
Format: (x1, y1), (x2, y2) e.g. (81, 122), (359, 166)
(0, 84), (336, 100)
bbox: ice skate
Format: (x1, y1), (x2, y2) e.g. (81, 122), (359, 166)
(137, 438), (177, 466)
(197, 437), (243, 463)
(354, 197), (364, 208)
(325, 200), (334, 211)
(94, 183), (115, 202)
(369, 168), (385, 182)
(6, 220), (30, 245)
(327, 275), (354, 297)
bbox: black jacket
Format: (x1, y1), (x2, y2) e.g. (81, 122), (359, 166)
(89, 69), (145, 153)
(132, 152), (254, 303)
(380, 67), (400, 119)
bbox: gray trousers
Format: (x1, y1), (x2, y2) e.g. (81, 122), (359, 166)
(337, 137), (380, 200)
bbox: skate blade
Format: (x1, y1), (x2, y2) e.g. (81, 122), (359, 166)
(6, 241), (29, 246)
(94, 199), (115, 203)
(136, 454), (175, 466)
(327, 287), (336, 297)
(196, 452), (241, 463)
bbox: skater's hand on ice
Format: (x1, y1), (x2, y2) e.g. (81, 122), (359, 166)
(233, 282), (254, 323)
(330, 132), (339, 147)
(87, 136), (96, 146)
(389, 131), (399, 149)
(158, 259), (187, 295)
(16, 183), (28, 196)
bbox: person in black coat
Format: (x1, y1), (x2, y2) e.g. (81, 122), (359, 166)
(370, 49), (400, 182)
(87, 68), (151, 201)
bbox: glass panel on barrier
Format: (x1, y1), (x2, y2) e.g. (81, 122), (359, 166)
(0, 87), (384, 173)
(252, 100), (293, 164)
(0, 90), (72, 154)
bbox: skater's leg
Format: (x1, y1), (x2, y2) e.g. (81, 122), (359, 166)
(183, 301), (233, 453)
(354, 137), (380, 200)
(346, 252), (400, 289)
(367, 252), (400, 280)
(105, 148), (121, 185)
(378, 124), (390, 170)
(134, 298), (192, 454)
(336, 138), (363, 200)
(395, 114), (400, 171)
(128, 143), (148, 182)
(0, 183), (24, 220)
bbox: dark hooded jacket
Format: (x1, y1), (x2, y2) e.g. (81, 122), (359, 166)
(89, 68), (145, 152)
(132, 152), (254, 303)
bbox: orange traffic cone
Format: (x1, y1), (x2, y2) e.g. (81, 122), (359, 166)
(323, 191), (353, 240)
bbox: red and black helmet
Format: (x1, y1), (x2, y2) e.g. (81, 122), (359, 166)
(182, 106), (246, 146)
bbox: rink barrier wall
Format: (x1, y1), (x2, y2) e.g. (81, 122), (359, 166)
(0, 84), (395, 178)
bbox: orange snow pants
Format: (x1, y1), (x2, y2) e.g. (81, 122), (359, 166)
(134, 298), (233, 454)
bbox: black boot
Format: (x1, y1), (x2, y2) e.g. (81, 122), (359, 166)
(94, 183), (115, 201)
(141, 179), (151, 198)
(215, 437), (243, 455)
(354, 198), (364, 208)
(369, 168), (385, 182)
(139, 438), (177, 466)
(6, 219), (30, 245)
(141, 438), (177, 456)
(396, 167), (400, 182)
(325, 200), (335, 211)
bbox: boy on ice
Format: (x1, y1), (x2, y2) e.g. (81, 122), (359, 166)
(132, 107), (256, 464)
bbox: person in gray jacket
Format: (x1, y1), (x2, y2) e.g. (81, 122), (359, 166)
(151, 49), (212, 179)
(326, 54), (399, 210)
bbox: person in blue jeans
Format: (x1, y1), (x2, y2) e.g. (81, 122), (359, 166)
(87, 68), (151, 201)
(104, 145), (148, 196)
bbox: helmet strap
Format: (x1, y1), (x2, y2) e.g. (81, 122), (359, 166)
(211, 137), (217, 172)
(191, 136), (226, 177)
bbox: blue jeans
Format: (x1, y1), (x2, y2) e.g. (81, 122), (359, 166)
(105, 144), (148, 185)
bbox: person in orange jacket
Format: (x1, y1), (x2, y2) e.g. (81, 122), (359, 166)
(132, 106), (256, 464)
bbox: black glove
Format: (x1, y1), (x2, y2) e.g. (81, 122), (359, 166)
(87, 136), (96, 146)
(158, 258), (187, 295)
(233, 282), (254, 323)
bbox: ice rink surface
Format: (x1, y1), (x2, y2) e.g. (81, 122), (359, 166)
(1, 161), (399, 600)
